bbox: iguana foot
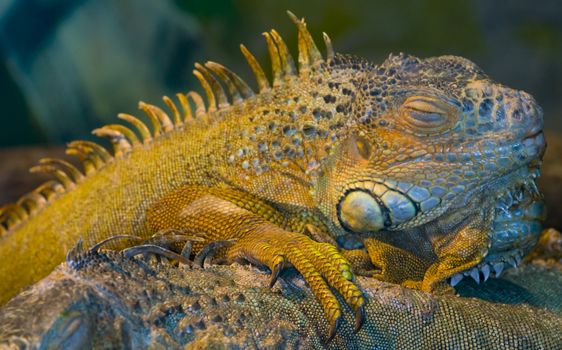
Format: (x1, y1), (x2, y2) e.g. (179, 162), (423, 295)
(89, 232), (206, 266)
(193, 239), (236, 267)
(146, 186), (366, 338)
(362, 238), (431, 285)
(227, 231), (366, 339)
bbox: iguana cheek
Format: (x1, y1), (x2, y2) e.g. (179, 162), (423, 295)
(337, 189), (418, 234)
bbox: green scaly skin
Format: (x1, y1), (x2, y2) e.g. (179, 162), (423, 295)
(0, 12), (546, 335)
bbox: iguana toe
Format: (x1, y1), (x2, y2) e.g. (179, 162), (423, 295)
(193, 239), (236, 267)
(88, 234), (141, 253)
(122, 244), (192, 266)
(268, 255), (285, 288)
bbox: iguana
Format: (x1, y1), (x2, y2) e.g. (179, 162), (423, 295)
(0, 11), (546, 337)
(1, 245), (561, 349)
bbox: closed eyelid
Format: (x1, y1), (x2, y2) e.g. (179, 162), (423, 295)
(403, 97), (452, 114)
(398, 95), (458, 135)
(409, 110), (446, 122)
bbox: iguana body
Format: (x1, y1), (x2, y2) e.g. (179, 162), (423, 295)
(0, 11), (546, 334)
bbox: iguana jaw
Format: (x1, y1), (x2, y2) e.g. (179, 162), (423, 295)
(331, 162), (545, 286)
(449, 163), (545, 286)
(325, 121), (546, 282)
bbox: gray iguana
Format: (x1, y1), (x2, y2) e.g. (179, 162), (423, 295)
(0, 245), (560, 349)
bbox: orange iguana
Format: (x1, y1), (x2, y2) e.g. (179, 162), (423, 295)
(0, 11), (546, 338)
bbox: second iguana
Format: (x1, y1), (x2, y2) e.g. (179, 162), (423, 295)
(0, 11), (546, 337)
(2, 247), (561, 348)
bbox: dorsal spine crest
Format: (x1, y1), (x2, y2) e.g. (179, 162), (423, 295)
(0, 11), (335, 235)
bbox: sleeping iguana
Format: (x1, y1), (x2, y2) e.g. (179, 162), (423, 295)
(0, 11), (546, 338)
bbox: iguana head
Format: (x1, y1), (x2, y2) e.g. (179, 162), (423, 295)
(317, 53), (545, 266)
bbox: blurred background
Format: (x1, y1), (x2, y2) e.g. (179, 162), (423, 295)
(0, 0), (561, 225)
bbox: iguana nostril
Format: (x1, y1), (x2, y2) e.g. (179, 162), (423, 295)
(339, 190), (385, 234)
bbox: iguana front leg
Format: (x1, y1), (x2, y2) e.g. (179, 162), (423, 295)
(421, 207), (493, 292)
(347, 205), (493, 294)
(146, 185), (365, 337)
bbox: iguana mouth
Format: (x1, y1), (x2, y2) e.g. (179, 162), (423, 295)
(522, 130), (546, 157)
(449, 165), (544, 287)
(495, 168), (542, 209)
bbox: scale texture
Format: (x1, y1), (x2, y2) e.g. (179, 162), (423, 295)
(0, 250), (560, 349)
(0, 11), (550, 342)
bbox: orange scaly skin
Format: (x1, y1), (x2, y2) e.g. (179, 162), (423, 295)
(0, 12), (545, 336)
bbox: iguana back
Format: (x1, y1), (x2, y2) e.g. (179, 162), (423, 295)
(0, 13), (343, 304)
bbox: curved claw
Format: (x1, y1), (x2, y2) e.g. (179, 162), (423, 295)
(181, 241), (193, 259)
(354, 305), (365, 333)
(327, 315), (341, 342)
(89, 235), (141, 253)
(122, 244), (192, 266)
(66, 238), (84, 264)
(268, 257), (285, 288)
(194, 239), (236, 268)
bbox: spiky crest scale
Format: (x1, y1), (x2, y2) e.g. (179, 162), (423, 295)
(263, 32), (283, 86)
(0, 12), (334, 236)
(140, 102), (174, 133)
(39, 158), (84, 183)
(195, 63), (229, 109)
(30, 164), (76, 190)
(205, 62), (244, 104)
(205, 61), (255, 101)
(92, 127), (132, 158)
(322, 32), (335, 63)
(187, 91), (207, 119)
(175, 93), (194, 122)
(63, 148), (97, 175)
(287, 11), (323, 72)
(137, 102), (163, 137)
(193, 69), (217, 113)
(271, 29), (297, 77)
(17, 192), (47, 215)
(162, 96), (182, 127)
(117, 113), (153, 144)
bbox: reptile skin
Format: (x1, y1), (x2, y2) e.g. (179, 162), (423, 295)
(0, 244), (560, 349)
(0, 11), (546, 335)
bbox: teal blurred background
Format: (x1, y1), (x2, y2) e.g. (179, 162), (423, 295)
(0, 0), (561, 146)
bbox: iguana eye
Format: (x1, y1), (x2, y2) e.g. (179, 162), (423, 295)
(401, 96), (456, 134)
